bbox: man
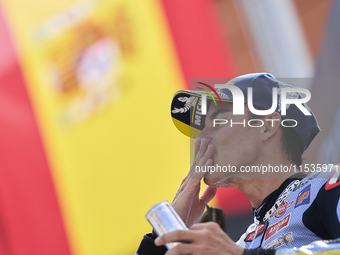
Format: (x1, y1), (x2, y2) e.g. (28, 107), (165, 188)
(136, 73), (340, 255)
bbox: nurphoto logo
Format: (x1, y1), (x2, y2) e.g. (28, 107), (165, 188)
(200, 83), (311, 128)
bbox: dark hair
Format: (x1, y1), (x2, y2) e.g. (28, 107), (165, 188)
(280, 126), (303, 166)
(248, 111), (303, 166)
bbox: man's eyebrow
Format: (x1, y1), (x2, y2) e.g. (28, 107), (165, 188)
(209, 108), (231, 120)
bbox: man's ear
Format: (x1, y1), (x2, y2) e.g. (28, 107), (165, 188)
(261, 112), (282, 142)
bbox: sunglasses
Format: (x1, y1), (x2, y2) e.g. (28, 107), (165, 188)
(198, 203), (227, 233)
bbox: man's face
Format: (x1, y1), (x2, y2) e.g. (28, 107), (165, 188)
(197, 102), (263, 187)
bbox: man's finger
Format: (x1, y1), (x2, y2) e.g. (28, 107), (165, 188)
(191, 154), (214, 179)
(154, 230), (197, 246)
(193, 138), (211, 164)
(200, 185), (217, 204)
(194, 139), (201, 159)
(190, 143), (214, 176)
(165, 243), (195, 255)
(198, 144), (214, 166)
(190, 221), (220, 231)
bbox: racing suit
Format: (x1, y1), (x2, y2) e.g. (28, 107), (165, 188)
(136, 170), (340, 255)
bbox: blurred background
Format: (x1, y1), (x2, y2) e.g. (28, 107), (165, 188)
(0, 0), (339, 254)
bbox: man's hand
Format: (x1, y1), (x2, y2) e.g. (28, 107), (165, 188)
(171, 138), (217, 227)
(155, 222), (244, 255)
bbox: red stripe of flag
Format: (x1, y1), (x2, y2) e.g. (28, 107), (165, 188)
(0, 5), (72, 255)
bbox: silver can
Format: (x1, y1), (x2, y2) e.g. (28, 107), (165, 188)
(146, 201), (188, 250)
